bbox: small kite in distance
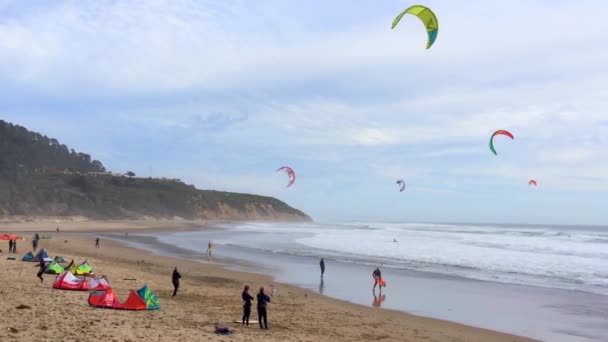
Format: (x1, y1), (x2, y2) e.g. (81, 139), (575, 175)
(529, 180), (538, 187)
(276, 166), (296, 188)
(396, 179), (405, 192)
(489, 130), (514, 155)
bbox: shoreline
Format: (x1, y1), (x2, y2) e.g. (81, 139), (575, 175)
(0, 219), (536, 342)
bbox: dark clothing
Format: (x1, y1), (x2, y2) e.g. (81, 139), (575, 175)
(172, 270), (182, 297)
(242, 291), (254, 307)
(36, 260), (46, 283)
(8, 240), (13, 253)
(257, 293), (271, 308)
(373, 269), (381, 279)
(257, 307), (268, 329)
(320, 259), (325, 276)
(32, 239), (38, 251)
(243, 306), (252, 325)
(95, 238), (100, 248)
(12, 241), (16, 253)
(256, 292), (271, 329)
(242, 290), (254, 325)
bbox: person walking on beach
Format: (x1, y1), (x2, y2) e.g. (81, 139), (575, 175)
(207, 241), (213, 256)
(372, 267), (382, 291)
(32, 238), (39, 252)
(320, 258), (325, 278)
(95, 237), (100, 248)
(172, 267), (182, 297)
(256, 287), (271, 329)
(36, 259), (47, 283)
(242, 285), (254, 326)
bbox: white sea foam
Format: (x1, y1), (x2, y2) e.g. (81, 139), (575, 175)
(208, 222), (608, 295)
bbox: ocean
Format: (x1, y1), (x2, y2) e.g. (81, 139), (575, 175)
(159, 221), (608, 296)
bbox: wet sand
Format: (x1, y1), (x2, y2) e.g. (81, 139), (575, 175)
(0, 220), (534, 342)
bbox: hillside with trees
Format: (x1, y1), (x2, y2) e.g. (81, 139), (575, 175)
(0, 120), (310, 221)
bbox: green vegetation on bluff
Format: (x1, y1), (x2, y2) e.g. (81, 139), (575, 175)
(0, 120), (310, 221)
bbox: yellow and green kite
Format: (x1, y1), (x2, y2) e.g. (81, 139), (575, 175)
(391, 5), (438, 49)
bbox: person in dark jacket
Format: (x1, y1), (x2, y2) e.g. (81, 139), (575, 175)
(241, 285), (254, 325)
(36, 259), (46, 283)
(12, 240), (17, 253)
(372, 267), (382, 291)
(172, 267), (182, 297)
(256, 287), (271, 329)
(95, 237), (100, 248)
(320, 258), (325, 278)
(8, 240), (13, 254)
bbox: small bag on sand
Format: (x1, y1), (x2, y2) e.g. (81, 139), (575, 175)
(214, 324), (234, 335)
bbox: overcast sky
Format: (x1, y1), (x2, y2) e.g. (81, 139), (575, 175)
(1, 0), (607, 224)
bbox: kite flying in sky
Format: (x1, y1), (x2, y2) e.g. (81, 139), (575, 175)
(396, 179), (405, 192)
(489, 130), (514, 155)
(276, 166), (296, 188)
(391, 5), (439, 49)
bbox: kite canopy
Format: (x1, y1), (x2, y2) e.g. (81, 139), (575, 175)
(89, 285), (160, 310)
(70, 260), (93, 275)
(33, 248), (52, 262)
(529, 180), (538, 186)
(0, 234), (24, 241)
(53, 271), (110, 291)
(45, 261), (65, 275)
(489, 130), (514, 155)
(21, 252), (34, 262)
(276, 166), (296, 188)
(396, 180), (405, 192)
(392, 5), (439, 49)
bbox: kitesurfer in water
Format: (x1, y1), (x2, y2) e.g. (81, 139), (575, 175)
(373, 267), (382, 291)
(172, 267), (182, 297)
(320, 258), (325, 278)
(242, 285), (254, 325)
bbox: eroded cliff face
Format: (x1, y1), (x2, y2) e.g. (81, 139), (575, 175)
(196, 202), (311, 221)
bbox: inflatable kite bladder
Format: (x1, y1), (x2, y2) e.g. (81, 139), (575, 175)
(53, 271), (110, 291)
(88, 285), (160, 310)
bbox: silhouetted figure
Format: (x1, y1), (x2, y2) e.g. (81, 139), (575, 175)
(36, 260), (46, 283)
(95, 237), (100, 248)
(373, 267), (382, 291)
(8, 240), (13, 254)
(242, 285), (254, 325)
(172, 267), (182, 297)
(12, 240), (17, 253)
(257, 287), (271, 329)
(320, 258), (325, 278)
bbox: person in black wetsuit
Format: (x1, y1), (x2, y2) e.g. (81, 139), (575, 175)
(372, 267), (382, 291)
(95, 237), (100, 248)
(172, 267), (182, 297)
(8, 240), (13, 254)
(320, 258), (325, 278)
(256, 287), (271, 329)
(241, 285), (254, 326)
(36, 259), (47, 283)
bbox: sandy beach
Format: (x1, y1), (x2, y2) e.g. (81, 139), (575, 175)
(0, 220), (535, 342)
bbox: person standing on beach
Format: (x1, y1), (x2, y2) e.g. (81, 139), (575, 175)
(320, 258), (325, 278)
(256, 287), (271, 329)
(32, 238), (38, 252)
(242, 285), (254, 326)
(207, 241), (213, 256)
(172, 267), (182, 297)
(12, 240), (17, 253)
(372, 267), (382, 291)
(95, 237), (100, 248)
(8, 240), (13, 254)
(36, 259), (47, 283)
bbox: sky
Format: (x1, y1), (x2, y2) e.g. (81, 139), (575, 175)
(1, 0), (607, 225)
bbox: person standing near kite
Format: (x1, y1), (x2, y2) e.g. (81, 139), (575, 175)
(372, 267), (384, 292)
(172, 267), (182, 297)
(241, 285), (254, 326)
(257, 287), (271, 329)
(35, 259), (47, 283)
(8, 240), (13, 254)
(320, 258), (326, 278)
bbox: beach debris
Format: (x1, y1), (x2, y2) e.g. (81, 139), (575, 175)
(16, 304), (31, 310)
(214, 324), (234, 335)
(39, 325), (48, 331)
(276, 166), (296, 188)
(123, 278), (137, 281)
(391, 5), (438, 49)
(8, 327), (19, 333)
